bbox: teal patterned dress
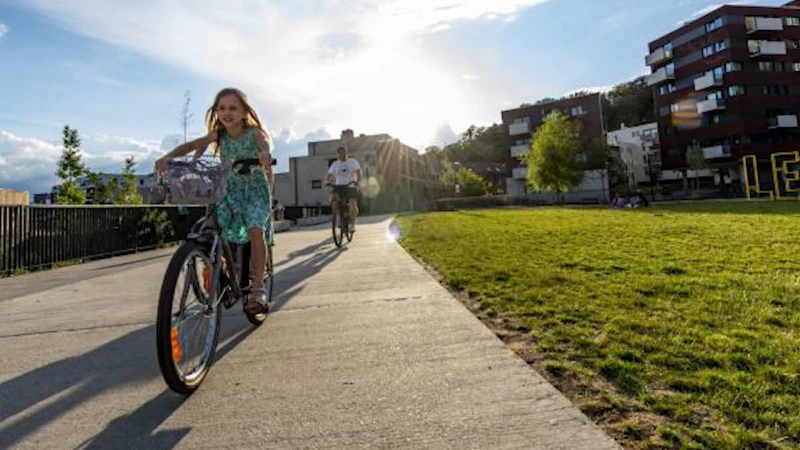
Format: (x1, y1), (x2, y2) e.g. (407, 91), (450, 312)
(216, 128), (274, 246)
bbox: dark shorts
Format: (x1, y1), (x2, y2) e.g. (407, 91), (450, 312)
(332, 185), (358, 202)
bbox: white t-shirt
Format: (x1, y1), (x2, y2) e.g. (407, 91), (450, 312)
(328, 158), (361, 186)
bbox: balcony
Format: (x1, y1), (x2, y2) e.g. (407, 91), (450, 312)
(749, 40), (787, 57)
(510, 144), (529, 158)
(768, 114), (799, 129)
(697, 97), (726, 114)
(703, 144), (732, 160)
(509, 122), (531, 136)
(512, 166), (528, 180)
(645, 47), (673, 66)
(694, 73), (722, 91)
(646, 67), (674, 86)
(746, 17), (784, 34)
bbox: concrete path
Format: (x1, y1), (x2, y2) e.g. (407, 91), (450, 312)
(0, 216), (620, 449)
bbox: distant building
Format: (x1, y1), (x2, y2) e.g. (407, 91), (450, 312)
(37, 173), (164, 204)
(501, 93), (608, 201)
(0, 189), (30, 205)
(276, 129), (443, 213)
(606, 122), (686, 190)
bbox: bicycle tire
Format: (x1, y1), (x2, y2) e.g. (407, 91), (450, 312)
(332, 207), (344, 247)
(156, 241), (222, 395)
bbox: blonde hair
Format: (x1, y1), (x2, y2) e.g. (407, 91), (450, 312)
(205, 87), (271, 154)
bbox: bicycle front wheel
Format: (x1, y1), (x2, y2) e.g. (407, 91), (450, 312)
(156, 241), (222, 395)
(332, 208), (345, 247)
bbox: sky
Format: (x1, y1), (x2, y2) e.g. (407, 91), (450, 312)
(0, 0), (779, 194)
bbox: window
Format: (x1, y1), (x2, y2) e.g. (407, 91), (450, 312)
(703, 45), (714, 57)
(711, 114), (722, 125)
(727, 85), (745, 97)
(775, 62), (785, 72)
(728, 85), (744, 97)
(725, 62), (743, 72)
(788, 40), (800, 50)
(513, 117), (530, 124)
(713, 66), (724, 81)
(664, 42), (673, 54)
(659, 106), (671, 116)
(139, 179), (144, 186)
(311, 180), (322, 189)
(570, 105), (586, 117)
(759, 61), (775, 71)
(793, 63), (800, 72)
(670, 104), (680, 113)
(665, 63), (675, 77)
(658, 83), (675, 96)
(786, 17), (800, 26)
(714, 41), (727, 52)
(706, 17), (723, 32)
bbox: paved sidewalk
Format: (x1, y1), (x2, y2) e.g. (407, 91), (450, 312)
(0, 216), (620, 449)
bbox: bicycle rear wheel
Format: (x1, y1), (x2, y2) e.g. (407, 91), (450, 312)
(156, 241), (222, 395)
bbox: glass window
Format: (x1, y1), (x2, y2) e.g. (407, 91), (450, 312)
(713, 66), (724, 80)
(786, 17), (800, 26)
(312, 180), (322, 189)
(703, 45), (714, 57)
(727, 62), (742, 72)
(714, 41), (727, 52)
(727, 85), (745, 97)
(706, 17), (723, 32)
(793, 63), (800, 72)
(665, 63), (675, 77)
(759, 61), (775, 71)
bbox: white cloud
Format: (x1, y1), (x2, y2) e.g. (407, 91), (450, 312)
(0, 23), (8, 40)
(0, 129), (162, 194)
(17, 0), (552, 145)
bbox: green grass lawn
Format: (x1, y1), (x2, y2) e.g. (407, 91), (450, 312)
(397, 202), (800, 450)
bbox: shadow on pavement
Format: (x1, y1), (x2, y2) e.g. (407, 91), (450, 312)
(0, 312), (255, 449)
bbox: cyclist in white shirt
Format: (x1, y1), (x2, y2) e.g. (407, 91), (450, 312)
(326, 146), (362, 231)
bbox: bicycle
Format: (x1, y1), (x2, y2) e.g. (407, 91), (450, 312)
(156, 157), (275, 394)
(328, 182), (358, 248)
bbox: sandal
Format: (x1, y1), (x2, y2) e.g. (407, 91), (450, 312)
(246, 288), (269, 315)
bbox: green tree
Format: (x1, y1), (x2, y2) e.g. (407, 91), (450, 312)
(85, 171), (118, 204)
(440, 166), (489, 197)
(603, 77), (655, 130)
(116, 156), (144, 205)
(55, 125), (86, 205)
(685, 141), (707, 191)
(526, 111), (584, 199)
(442, 123), (507, 164)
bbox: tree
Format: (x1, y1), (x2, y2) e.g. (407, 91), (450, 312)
(116, 156), (144, 205)
(440, 166), (489, 197)
(525, 111), (584, 199)
(180, 90), (194, 143)
(55, 125), (86, 205)
(685, 141), (707, 191)
(86, 171), (118, 204)
(603, 77), (656, 130)
(535, 97), (558, 105)
(442, 123), (507, 164)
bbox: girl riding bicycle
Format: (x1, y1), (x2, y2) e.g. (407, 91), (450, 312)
(155, 88), (274, 314)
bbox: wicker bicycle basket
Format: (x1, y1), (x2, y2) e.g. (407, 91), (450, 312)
(164, 158), (227, 205)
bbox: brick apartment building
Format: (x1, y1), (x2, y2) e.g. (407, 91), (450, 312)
(646, 0), (800, 190)
(501, 93), (607, 199)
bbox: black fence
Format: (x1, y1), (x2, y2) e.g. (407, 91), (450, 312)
(0, 205), (207, 276)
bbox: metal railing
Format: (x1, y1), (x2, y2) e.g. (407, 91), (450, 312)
(0, 205), (207, 276)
